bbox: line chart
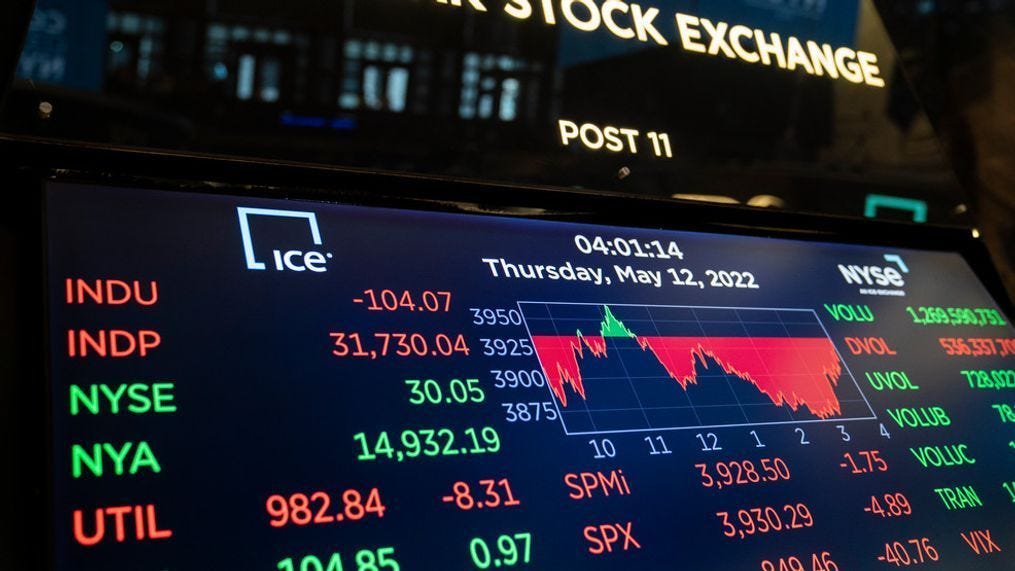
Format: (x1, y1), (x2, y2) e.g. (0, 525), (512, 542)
(517, 302), (876, 435)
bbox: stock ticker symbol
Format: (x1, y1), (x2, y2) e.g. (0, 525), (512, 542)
(236, 207), (332, 273)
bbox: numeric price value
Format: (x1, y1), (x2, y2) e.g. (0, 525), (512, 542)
(503, 402), (558, 422)
(907, 306), (1006, 327)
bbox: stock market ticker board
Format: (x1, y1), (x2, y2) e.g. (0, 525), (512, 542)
(47, 182), (1014, 570)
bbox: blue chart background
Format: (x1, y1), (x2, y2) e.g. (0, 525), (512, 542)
(519, 303), (875, 433)
(45, 183), (1015, 570)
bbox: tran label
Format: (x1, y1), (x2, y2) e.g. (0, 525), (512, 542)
(237, 207), (331, 272)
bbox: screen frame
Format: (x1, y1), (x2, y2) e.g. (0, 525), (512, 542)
(0, 136), (1010, 570)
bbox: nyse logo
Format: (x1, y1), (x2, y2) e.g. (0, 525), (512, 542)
(837, 254), (908, 287)
(237, 207), (332, 272)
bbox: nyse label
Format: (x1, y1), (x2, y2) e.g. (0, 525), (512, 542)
(69, 383), (177, 416)
(584, 522), (641, 555)
(73, 505), (172, 546)
(838, 264), (905, 287)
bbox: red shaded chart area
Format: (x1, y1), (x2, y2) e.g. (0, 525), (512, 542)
(529, 306), (845, 419)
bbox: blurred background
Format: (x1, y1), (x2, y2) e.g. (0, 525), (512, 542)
(1, 0), (1011, 296)
(876, 0), (1014, 298)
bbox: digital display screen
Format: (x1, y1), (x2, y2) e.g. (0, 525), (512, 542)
(46, 183), (1013, 570)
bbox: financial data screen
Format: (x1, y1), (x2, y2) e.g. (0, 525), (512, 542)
(46, 183), (1014, 570)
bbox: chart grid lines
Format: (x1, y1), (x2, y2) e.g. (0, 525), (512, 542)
(517, 301), (878, 436)
(645, 306), (707, 427)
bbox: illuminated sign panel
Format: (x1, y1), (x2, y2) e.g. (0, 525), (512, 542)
(46, 183), (1013, 569)
(435, 0), (885, 87)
